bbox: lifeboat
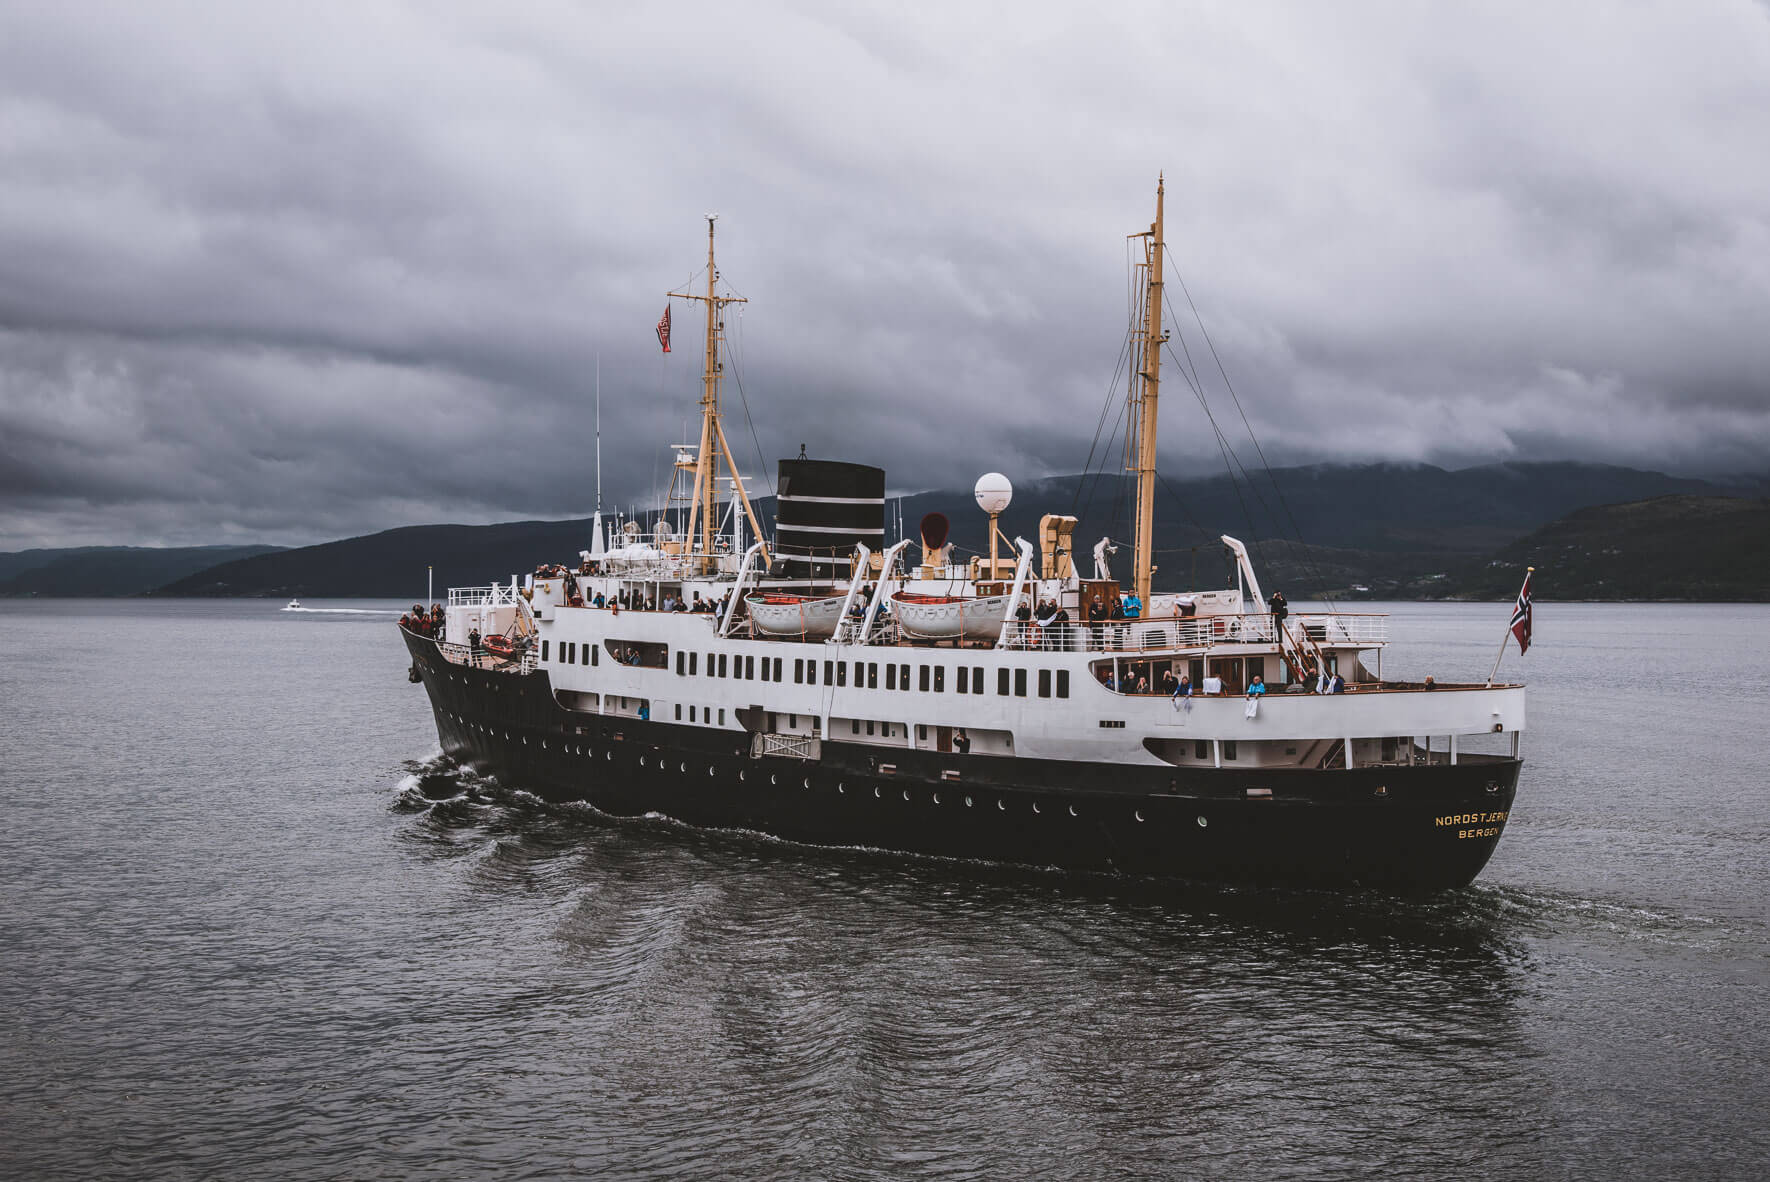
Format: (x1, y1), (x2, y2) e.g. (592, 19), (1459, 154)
(891, 592), (1011, 642)
(746, 592), (848, 639)
(481, 634), (521, 660)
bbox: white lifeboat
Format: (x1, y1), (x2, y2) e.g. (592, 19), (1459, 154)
(891, 592), (1011, 642)
(746, 592), (847, 639)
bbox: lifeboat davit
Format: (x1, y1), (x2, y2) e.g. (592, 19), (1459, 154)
(891, 592), (1011, 642)
(746, 592), (847, 639)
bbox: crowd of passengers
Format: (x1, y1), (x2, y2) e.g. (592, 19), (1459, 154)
(399, 603), (446, 638)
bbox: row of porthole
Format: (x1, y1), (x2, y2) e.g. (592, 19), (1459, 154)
(442, 712), (1209, 829)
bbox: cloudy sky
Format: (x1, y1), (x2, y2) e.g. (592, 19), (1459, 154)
(3, 1), (1768, 549)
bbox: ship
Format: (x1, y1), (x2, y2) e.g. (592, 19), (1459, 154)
(400, 184), (1525, 889)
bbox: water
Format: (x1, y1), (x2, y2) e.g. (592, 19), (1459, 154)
(1, 599), (1766, 1179)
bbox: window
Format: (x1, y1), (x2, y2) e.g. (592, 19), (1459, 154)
(837, 662), (847, 687)
(691, 705), (698, 721)
(918, 725), (928, 740)
(867, 662), (877, 689)
(1057, 670), (1070, 698)
(1195, 740), (1209, 760)
(1099, 719), (1126, 728)
(998, 668), (1010, 696)
(851, 719), (860, 734)
(1223, 741), (1239, 761)
(690, 653), (698, 676)
(674, 704), (682, 720)
(590, 645), (598, 666)
(718, 709), (725, 725)
(974, 666), (983, 693)
(676, 652), (686, 676)
(867, 720), (875, 735)
(718, 654), (728, 678)
(824, 660), (834, 685)
(584, 644), (593, 666)
(541, 640), (549, 661)
(796, 658), (805, 684)
(1038, 669), (1052, 698)
(808, 661), (817, 686)
(919, 666), (930, 692)
(852, 661), (862, 687)
(933, 666), (945, 692)
(746, 656), (755, 680)
(887, 664), (896, 690)
(773, 658), (783, 682)
(564, 642), (574, 664)
(761, 658), (771, 682)
(899, 664), (910, 691)
(957, 667), (969, 694)
(1015, 669), (1028, 697)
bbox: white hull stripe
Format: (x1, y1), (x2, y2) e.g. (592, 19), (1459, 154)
(777, 494), (886, 505)
(776, 523), (886, 535)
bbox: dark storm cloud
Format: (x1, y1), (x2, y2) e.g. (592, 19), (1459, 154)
(2, 1), (1768, 548)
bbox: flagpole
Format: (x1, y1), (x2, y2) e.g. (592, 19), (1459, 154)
(1487, 566), (1533, 686)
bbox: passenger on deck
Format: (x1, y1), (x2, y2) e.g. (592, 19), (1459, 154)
(1247, 675), (1266, 697)
(1122, 592), (1142, 620)
(1174, 674), (1193, 699)
(1159, 669), (1177, 695)
(1088, 597), (1107, 647)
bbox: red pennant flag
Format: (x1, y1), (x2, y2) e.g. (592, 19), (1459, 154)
(656, 305), (672, 353)
(1509, 569), (1533, 654)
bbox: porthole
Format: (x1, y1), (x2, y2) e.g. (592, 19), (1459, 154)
(707, 766), (715, 776)
(932, 792), (941, 805)
(680, 762), (688, 773)
(638, 756), (646, 767)
(771, 774), (778, 786)
(837, 783), (845, 794)
(1031, 802), (1040, 814)
(804, 777), (812, 789)
(965, 796), (973, 807)
(605, 751), (612, 760)
(874, 786), (881, 798)
(1197, 815), (1208, 828)
(738, 770), (746, 782)
(902, 790), (910, 802)
(1134, 810), (1145, 823)
(1069, 805), (1078, 817)
(996, 799), (1006, 811)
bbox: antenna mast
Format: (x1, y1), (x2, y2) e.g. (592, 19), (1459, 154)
(595, 353), (602, 515)
(1126, 177), (1167, 604)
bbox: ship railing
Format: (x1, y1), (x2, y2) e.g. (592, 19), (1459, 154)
(448, 584), (524, 608)
(434, 639), (537, 672)
(995, 612), (1387, 654)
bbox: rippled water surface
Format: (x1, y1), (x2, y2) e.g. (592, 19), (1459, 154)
(2, 599), (1767, 1179)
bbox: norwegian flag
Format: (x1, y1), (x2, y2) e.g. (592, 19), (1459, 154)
(1509, 568), (1534, 655)
(656, 305), (672, 353)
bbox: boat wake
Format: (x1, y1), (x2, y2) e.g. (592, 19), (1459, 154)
(283, 606), (401, 614)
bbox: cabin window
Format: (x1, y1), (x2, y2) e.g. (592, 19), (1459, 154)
(998, 668), (1010, 696)
(837, 663), (847, 687)
(867, 662), (878, 689)
(541, 640), (549, 661)
(852, 719), (860, 735)
(761, 658), (771, 682)
(824, 660), (834, 685)
(1223, 741), (1239, 761)
(1038, 669), (1052, 698)
(957, 667), (969, 694)
(1015, 669), (1028, 697)
(674, 704), (682, 720)
(919, 666), (931, 692)
(853, 661), (863, 687)
(1195, 740), (1209, 760)
(563, 642), (574, 664)
(689, 653), (698, 676)
(584, 645), (593, 666)
(747, 655), (756, 680)
(718, 709), (725, 725)
(887, 664), (897, 690)
(795, 658), (805, 684)
(773, 658), (783, 682)
(974, 666), (984, 694)
(1057, 670), (1070, 698)
(899, 664), (910, 691)
(918, 725), (927, 740)
(676, 652), (686, 676)
(933, 666), (945, 692)
(867, 720), (875, 735)
(691, 705), (698, 722)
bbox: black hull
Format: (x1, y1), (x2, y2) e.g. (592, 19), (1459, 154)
(403, 631), (1520, 890)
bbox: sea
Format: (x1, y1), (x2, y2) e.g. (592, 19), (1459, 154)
(1, 598), (1766, 1180)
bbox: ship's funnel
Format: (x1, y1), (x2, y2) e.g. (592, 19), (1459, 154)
(773, 458), (885, 579)
(919, 512), (949, 550)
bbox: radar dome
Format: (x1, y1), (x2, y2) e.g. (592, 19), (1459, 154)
(974, 472), (1013, 515)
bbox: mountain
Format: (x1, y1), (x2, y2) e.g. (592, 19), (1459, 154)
(146, 461), (1767, 599)
(0, 545), (285, 597)
(150, 521), (602, 599)
(1438, 496), (1770, 601)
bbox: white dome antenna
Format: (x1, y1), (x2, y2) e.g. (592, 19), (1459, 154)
(974, 472), (1013, 580)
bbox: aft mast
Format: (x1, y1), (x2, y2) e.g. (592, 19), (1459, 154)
(1127, 177), (1166, 605)
(667, 217), (770, 573)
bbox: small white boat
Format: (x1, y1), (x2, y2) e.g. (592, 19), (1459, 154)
(285, 598), (302, 610)
(892, 592), (1011, 642)
(746, 592), (847, 639)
